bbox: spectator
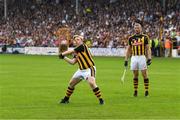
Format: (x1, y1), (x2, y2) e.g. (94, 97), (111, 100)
(0, 0), (179, 49)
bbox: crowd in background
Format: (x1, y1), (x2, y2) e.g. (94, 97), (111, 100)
(0, 0), (180, 53)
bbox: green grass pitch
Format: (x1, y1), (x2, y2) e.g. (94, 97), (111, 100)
(0, 54), (180, 119)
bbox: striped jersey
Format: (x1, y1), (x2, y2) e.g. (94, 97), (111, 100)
(74, 43), (95, 70)
(128, 34), (149, 56)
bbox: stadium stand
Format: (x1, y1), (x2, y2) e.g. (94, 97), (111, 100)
(0, 0), (179, 51)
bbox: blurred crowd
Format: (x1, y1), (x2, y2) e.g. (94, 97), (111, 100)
(0, 0), (180, 50)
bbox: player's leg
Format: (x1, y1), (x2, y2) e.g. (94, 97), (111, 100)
(87, 76), (104, 105)
(139, 56), (149, 97)
(133, 70), (139, 97)
(60, 78), (81, 103)
(131, 56), (139, 97)
(141, 69), (149, 96)
(87, 76), (97, 89)
(60, 70), (82, 104)
(86, 66), (104, 104)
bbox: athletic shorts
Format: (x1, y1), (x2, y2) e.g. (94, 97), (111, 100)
(130, 55), (147, 70)
(72, 66), (96, 80)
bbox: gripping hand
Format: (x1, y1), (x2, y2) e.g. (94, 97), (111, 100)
(59, 53), (64, 59)
(124, 61), (128, 68)
(147, 59), (152, 66)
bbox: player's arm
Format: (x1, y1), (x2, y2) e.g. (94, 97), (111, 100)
(124, 45), (131, 68)
(125, 45), (132, 61)
(59, 49), (75, 59)
(59, 44), (83, 59)
(146, 44), (151, 60)
(145, 36), (152, 65)
(146, 44), (152, 65)
(124, 36), (132, 68)
(64, 56), (78, 65)
(59, 44), (84, 57)
(62, 49), (75, 56)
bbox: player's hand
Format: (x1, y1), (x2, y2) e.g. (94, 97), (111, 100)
(124, 61), (128, 68)
(147, 59), (152, 66)
(59, 53), (64, 59)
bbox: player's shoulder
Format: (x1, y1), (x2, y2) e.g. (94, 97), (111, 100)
(142, 34), (149, 39)
(74, 44), (85, 52)
(128, 34), (135, 40)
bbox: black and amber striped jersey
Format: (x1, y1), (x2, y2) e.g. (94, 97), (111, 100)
(128, 34), (149, 56)
(74, 43), (95, 70)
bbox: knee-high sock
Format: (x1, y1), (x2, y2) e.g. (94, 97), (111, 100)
(65, 87), (74, 99)
(134, 78), (138, 91)
(144, 78), (149, 92)
(93, 87), (102, 99)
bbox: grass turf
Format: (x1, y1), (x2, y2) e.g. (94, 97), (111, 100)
(0, 54), (180, 119)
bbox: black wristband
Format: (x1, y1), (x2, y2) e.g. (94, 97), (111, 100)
(124, 61), (128, 67)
